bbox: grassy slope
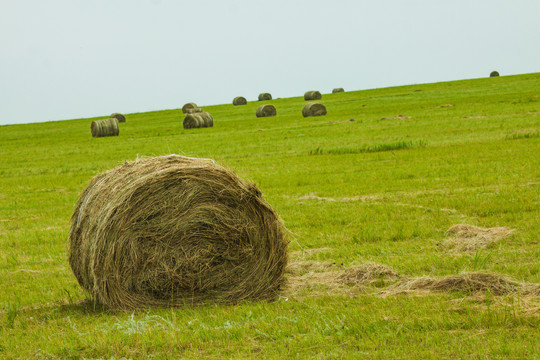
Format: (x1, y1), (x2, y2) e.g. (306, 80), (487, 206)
(0, 73), (539, 358)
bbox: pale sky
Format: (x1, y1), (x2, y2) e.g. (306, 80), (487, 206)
(0, 0), (538, 125)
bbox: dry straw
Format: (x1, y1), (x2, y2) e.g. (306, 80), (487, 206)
(332, 88), (344, 93)
(256, 104), (276, 118)
(183, 112), (214, 129)
(304, 91), (322, 101)
(91, 118), (119, 138)
(490, 71), (500, 77)
(233, 96), (247, 106)
(302, 102), (327, 117)
(110, 113), (126, 123)
(258, 93), (272, 101)
(185, 107), (203, 114)
(69, 155), (289, 309)
(182, 102), (198, 114)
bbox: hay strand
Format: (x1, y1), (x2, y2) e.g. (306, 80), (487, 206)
(69, 155), (289, 309)
(256, 104), (276, 118)
(490, 71), (500, 77)
(110, 113), (126, 123)
(183, 112), (214, 129)
(258, 93), (272, 101)
(182, 102), (198, 114)
(91, 118), (119, 138)
(304, 91), (322, 101)
(302, 102), (327, 117)
(332, 88), (344, 93)
(233, 97), (247, 106)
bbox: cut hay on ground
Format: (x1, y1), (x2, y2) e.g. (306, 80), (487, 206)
(332, 88), (344, 93)
(302, 102), (327, 117)
(256, 104), (276, 118)
(68, 155), (289, 309)
(338, 264), (400, 286)
(182, 102), (198, 113)
(91, 118), (119, 138)
(490, 71), (500, 77)
(383, 272), (540, 296)
(233, 97), (247, 106)
(110, 113), (126, 123)
(183, 112), (214, 129)
(258, 93), (272, 101)
(304, 91), (322, 101)
(443, 224), (513, 252)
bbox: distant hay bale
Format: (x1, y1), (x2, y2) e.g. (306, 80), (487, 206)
(182, 102), (198, 113)
(490, 71), (500, 77)
(185, 107), (203, 114)
(332, 88), (344, 93)
(110, 113), (126, 123)
(183, 112), (214, 129)
(256, 104), (276, 117)
(258, 93), (272, 101)
(68, 155), (289, 309)
(304, 91), (322, 101)
(91, 118), (119, 138)
(302, 102), (327, 117)
(233, 96), (247, 106)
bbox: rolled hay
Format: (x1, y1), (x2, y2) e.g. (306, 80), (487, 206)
(302, 102), (327, 117)
(182, 102), (198, 114)
(258, 93), (272, 101)
(91, 117), (119, 138)
(304, 91), (322, 101)
(68, 155), (289, 309)
(256, 104), (276, 118)
(490, 71), (500, 77)
(183, 112), (214, 129)
(332, 88), (344, 93)
(110, 113), (126, 123)
(185, 107), (203, 114)
(233, 96), (247, 106)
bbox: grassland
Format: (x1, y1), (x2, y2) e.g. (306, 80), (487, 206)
(0, 73), (539, 359)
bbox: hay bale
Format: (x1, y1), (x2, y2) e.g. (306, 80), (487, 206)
(490, 71), (500, 77)
(110, 113), (126, 123)
(183, 112), (214, 129)
(332, 88), (344, 93)
(258, 93), (272, 101)
(68, 155), (289, 309)
(302, 102), (327, 117)
(304, 91), (322, 101)
(91, 118), (119, 138)
(233, 96), (247, 106)
(182, 102), (198, 114)
(185, 107), (203, 114)
(256, 104), (276, 118)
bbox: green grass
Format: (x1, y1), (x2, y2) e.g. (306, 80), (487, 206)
(0, 73), (539, 358)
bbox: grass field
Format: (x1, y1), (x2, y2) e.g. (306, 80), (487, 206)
(0, 73), (539, 359)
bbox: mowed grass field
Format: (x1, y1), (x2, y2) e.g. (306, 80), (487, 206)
(0, 73), (539, 358)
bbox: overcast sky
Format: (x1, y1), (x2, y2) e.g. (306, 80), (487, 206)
(0, 0), (538, 125)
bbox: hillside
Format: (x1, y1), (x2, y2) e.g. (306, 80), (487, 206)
(0, 73), (539, 358)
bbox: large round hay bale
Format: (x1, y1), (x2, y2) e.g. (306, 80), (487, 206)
(304, 91), (322, 101)
(68, 155), (289, 309)
(110, 113), (126, 123)
(490, 71), (500, 77)
(258, 93), (272, 101)
(91, 118), (119, 138)
(256, 104), (276, 118)
(182, 102), (198, 113)
(332, 88), (344, 93)
(233, 96), (247, 105)
(183, 112), (214, 129)
(302, 102), (327, 117)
